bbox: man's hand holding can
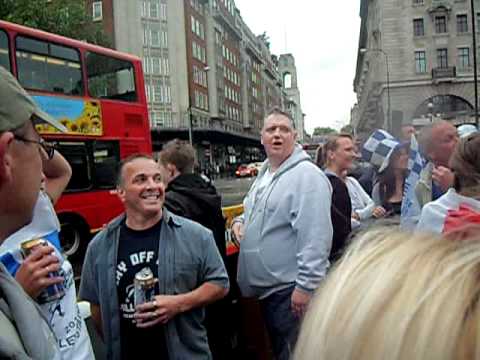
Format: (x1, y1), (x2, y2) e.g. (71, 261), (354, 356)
(16, 241), (64, 301)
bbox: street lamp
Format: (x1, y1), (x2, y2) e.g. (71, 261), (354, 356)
(360, 48), (391, 132)
(470, 0), (479, 127)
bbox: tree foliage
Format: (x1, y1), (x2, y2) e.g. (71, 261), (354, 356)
(0, 0), (110, 47)
(340, 124), (354, 134)
(313, 127), (337, 136)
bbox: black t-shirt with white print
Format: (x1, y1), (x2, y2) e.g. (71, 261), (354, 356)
(116, 219), (169, 360)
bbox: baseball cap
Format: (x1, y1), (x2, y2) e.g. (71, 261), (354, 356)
(0, 66), (67, 133)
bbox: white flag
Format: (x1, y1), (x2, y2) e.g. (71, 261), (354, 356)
(400, 135), (425, 229)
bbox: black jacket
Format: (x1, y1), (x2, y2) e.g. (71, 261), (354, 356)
(326, 174), (352, 262)
(164, 174), (226, 260)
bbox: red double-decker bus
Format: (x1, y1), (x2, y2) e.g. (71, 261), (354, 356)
(0, 21), (151, 261)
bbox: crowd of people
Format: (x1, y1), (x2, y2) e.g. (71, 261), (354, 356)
(232, 110), (480, 360)
(1, 60), (480, 360)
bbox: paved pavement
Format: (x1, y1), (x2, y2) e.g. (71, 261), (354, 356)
(214, 176), (255, 207)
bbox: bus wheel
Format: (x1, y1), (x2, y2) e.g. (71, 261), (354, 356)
(59, 217), (89, 259)
(60, 221), (83, 257)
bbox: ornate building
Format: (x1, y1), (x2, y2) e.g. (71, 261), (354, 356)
(85, 0), (305, 169)
(353, 0), (479, 139)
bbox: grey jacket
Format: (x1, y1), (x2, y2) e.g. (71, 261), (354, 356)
(0, 263), (61, 360)
(79, 209), (229, 360)
(236, 145), (333, 299)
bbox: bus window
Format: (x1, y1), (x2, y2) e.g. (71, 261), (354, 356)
(15, 36), (83, 95)
(0, 30), (10, 71)
(93, 141), (120, 189)
(86, 52), (137, 102)
(56, 142), (92, 192)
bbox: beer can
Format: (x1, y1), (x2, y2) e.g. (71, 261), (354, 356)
(21, 238), (65, 304)
(134, 267), (158, 306)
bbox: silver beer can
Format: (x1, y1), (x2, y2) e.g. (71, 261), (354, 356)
(134, 267), (158, 306)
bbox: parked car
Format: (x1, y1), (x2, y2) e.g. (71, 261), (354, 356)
(235, 164), (257, 178)
(248, 162), (263, 173)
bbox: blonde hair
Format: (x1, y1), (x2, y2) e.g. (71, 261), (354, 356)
(319, 133), (353, 168)
(294, 229), (480, 360)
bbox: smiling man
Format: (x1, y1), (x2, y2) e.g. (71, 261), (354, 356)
(232, 108), (333, 360)
(79, 154), (229, 360)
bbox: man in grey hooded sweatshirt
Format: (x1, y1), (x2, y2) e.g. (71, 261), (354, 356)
(232, 108), (333, 360)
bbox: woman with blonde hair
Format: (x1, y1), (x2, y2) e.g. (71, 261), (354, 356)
(294, 229), (480, 360)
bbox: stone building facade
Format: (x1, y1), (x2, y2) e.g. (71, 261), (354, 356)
(279, 54), (304, 142)
(353, 0), (480, 139)
(85, 0), (305, 170)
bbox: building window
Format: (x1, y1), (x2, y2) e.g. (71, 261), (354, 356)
(151, 58), (160, 74)
(191, 15), (196, 33)
(163, 31), (168, 47)
(150, 2), (159, 18)
(435, 16), (447, 33)
(150, 111), (157, 127)
(160, 3), (167, 20)
(142, 57), (150, 74)
(143, 28), (149, 45)
(458, 47), (470, 68)
(151, 30), (160, 47)
(165, 85), (171, 103)
(415, 51), (427, 73)
(192, 42), (197, 59)
(437, 48), (448, 68)
(146, 85), (151, 102)
(412, 0), (423, 4)
(92, 1), (102, 21)
(163, 58), (169, 75)
(457, 14), (468, 33)
(413, 18), (425, 36)
(154, 84), (163, 103)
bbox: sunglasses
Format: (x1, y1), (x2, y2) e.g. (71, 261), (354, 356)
(13, 134), (56, 160)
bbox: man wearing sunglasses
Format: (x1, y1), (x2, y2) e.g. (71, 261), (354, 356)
(0, 66), (69, 359)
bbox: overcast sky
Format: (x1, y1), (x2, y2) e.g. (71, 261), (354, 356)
(234, 0), (361, 134)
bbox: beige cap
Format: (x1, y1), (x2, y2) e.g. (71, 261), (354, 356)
(0, 66), (67, 132)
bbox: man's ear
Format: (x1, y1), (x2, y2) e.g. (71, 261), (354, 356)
(166, 163), (177, 177)
(0, 132), (14, 183)
(117, 186), (125, 203)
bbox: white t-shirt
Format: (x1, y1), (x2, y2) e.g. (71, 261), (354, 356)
(417, 188), (480, 234)
(345, 176), (375, 220)
(0, 192), (94, 360)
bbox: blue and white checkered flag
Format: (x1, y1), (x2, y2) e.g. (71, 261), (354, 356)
(400, 134), (426, 229)
(362, 129), (400, 172)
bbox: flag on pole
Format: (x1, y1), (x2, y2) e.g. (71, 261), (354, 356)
(361, 129), (400, 172)
(400, 134), (425, 229)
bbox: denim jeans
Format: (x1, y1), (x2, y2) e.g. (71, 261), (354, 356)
(260, 285), (299, 360)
